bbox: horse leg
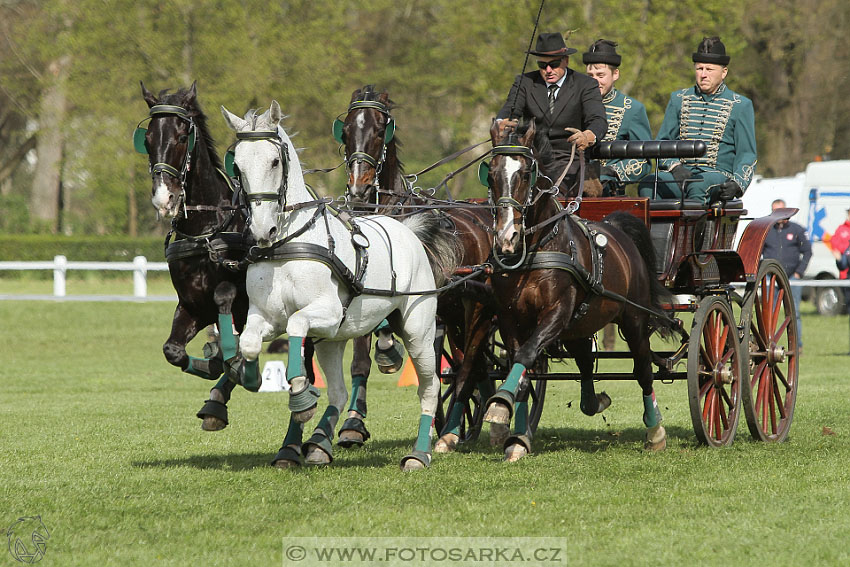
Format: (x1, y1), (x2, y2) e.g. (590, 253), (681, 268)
(215, 284), (265, 393)
(272, 415), (305, 469)
(570, 338), (612, 417)
(337, 334), (372, 449)
(435, 304), (491, 453)
(302, 341), (348, 466)
(483, 307), (567, 428)
(397, 307), (440, 471)
(621, 315), (666, 451)
(374, 319), (405, 373)
(285, 305), (343, 423)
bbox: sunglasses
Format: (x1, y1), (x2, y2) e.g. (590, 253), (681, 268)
(536, 58), (563, 70)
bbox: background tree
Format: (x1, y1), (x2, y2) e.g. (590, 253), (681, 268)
(0, 0), (847, 237)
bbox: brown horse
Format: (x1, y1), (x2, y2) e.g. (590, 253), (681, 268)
(335, 85), (505, 452)
(481, 119), (672, 461)
(137, 83), (250, 431)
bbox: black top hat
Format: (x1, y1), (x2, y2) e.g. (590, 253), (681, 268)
(582, 39), (621, 67)
(692, 36), (730, 65)
(528, 32), (577, 57)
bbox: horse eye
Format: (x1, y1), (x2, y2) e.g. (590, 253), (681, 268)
(272, 158), (280, 168)
(179, 134), (188, 144)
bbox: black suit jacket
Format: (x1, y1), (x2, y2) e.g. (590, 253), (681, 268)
(497, 68), (607, 151)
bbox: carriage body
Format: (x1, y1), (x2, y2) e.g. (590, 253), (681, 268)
(439, 179), (798, 447)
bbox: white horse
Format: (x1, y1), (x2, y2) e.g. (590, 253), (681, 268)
(221, 101), (458, 470)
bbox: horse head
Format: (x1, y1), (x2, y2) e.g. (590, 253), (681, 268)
(484, 119), (540, 255)
(138, 81), (203, 218)
(336, 85), (397, 206)
(221, 100), (297, 247)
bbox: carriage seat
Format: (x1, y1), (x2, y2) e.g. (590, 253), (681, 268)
(648, 199), (744, 275)
(648, 199), (743, 211)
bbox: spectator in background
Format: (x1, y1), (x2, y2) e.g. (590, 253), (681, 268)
(830, 207), (850, 354)
(762, 199), (811, 353)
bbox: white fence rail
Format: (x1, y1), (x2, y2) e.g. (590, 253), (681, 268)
(0, 255), (170, 300)
(0, 255), (849, 302)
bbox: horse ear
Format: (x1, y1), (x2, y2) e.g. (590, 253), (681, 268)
(221, 105), (248, 132)
(269, 100), (282, 125)
(490, 118), (501, 143)
(185, 81), (197, 105)
(350, 88), (361, 103)
(519, 120), (536, 147)
(140, 81), (157, 108)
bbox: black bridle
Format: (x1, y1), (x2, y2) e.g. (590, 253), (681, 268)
(134, 104), (197, 192)
(225, 130), (290, 208)
(334, 100), (397, 204)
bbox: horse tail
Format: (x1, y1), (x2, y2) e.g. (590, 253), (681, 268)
(603, 211), (673, 336)
(402, 211), (462, 287)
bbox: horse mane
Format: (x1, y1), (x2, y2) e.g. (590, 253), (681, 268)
(158, 87), (223, 172)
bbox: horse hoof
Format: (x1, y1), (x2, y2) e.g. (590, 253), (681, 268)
(304, 445), (332, 466)
(375, 341), (405, 374)
(596, 392), (612, 413)
(273, 458), (301, 470)
(401, 459), (426, 472)
(292, 406), (317, 424)
(434, 433), (459, 454)
(504, 443), (528, 462)
(644, 424), (667, 452)
(201, 416), (227, 432)
(483, 402), (511, 426)
(489, 423), (510, 447)
(337, 430), (364, 448)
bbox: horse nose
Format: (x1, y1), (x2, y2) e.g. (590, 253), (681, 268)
(267, 226), (277, 242)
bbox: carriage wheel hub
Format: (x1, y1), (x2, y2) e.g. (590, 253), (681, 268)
(714, 363), (733, 385)
(767, 343), (786, 366)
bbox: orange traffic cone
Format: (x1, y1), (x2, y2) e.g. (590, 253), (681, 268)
(397, 359), (419, 387)
(312, 359), (326, 388)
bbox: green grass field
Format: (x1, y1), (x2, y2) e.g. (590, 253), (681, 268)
(2, 295), (849, 566)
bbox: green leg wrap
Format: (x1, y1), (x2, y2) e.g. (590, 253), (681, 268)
(316, 406), (340, 440)
(499, 363), (526, 397)
(242, 358), (260, 392)
(441, 399), (465, 437)
(185, 356), (222, 380)
(513, 400), (529, 436)
(287, 336), (305, 380)
(477, 378), (496, 401)
(347, 375), (368, 416)
(414, 414), (433, 454)
(217, 314), (237, 360)
(643, 391), (663, 428)
(282, 414), (304, 448)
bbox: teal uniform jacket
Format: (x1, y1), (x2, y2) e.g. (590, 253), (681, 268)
(599, 88), (652, 183)
(639, 82), (757, 202)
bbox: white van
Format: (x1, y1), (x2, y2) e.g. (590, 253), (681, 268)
(736, 160), (850, 315)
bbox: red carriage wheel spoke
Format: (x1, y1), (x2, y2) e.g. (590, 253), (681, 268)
(702, 385), (715, 424)
(771, 314), (792, 344)
(699, 376), (713, 399)
(774, 365), (791, 393)
(718, 388), (730, 430)
(768, 374), (778, 433)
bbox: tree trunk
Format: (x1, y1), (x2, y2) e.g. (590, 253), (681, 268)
(30, 55), (70, 233)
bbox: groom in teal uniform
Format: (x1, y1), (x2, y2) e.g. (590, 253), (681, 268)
(583, 39), (652, 196)
(639, 36), (757, 204)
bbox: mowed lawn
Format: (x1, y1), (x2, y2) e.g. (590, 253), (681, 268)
(1, 297), (849, 566)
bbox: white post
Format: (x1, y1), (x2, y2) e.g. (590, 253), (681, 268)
(53, 255), (67, 297)
(133, 256), (147, 298)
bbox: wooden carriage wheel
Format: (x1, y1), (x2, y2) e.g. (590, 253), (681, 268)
(687, 295), (743, 447)
(739, 259), (799, 442)
(434, 325), (546, 443)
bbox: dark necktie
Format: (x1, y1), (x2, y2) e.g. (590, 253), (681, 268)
(548, 84), (558, 114)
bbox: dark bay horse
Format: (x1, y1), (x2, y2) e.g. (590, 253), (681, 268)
(336, 85), (502, 453)
(481, 119), (672, 461)
(136, 82), (250, 430)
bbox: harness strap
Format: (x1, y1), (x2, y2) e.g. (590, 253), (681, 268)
(165, 232), (250, 263)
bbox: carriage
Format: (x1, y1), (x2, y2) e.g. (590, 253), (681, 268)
(434, 141), (799, 449)
(138, 84), (798, 469)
